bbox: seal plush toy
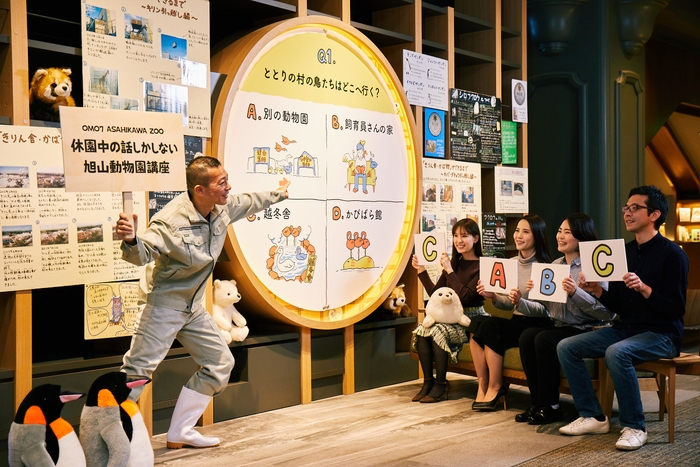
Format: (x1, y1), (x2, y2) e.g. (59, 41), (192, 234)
(381, 284), (412, 318)
(211, 279), (249, 344)
(29, 67), (76, 122)
(422, 287), (471, 328)
(8, 384), (86, 467)
(79, 372), (151, 467)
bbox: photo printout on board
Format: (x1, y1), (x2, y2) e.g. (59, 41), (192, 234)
(528, 262), (570, 303)
(414, 232), (447, 267)
(0, 125), (146, 292)
(579, 239), (628, 282)
(479, 256), (518, 294)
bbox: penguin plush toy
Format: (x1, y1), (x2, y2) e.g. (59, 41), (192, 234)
(8, 383), (86, 467)
(79, 372), (151, 467)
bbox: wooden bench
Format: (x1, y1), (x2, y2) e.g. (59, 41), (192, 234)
(600, 353), (700, 443)
(413, 303), (609, 408)
(449, 343), (608, 406)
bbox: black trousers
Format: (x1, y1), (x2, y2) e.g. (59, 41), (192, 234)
(519, 325), (584, 406)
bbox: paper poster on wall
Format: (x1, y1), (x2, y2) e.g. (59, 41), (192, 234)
(414, 232), (447, 266)
(60, 107), (186, 193)
(449, 88), (502, 164)
(148, 135), (202, 218)
(84, 281), (142, 339)
(511, 79), (528, 123)
(421, 158), (481, 231)
(479, 256), (518, 294)
(81, 0), (211, 136)
(494, 166), (528, 213)
(501, 120), (518, 165)
(481, 213), (507, 258)
(528, 262), (570, 303)
(0, 126), (146, 292)
(424, 108), (445, 159)
(403, 50), (448, 111)
(579, 239), (628, 282)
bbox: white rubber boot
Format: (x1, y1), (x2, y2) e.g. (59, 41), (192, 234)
(166, 386), (220, 449)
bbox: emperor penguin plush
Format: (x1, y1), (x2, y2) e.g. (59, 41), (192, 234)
(79, 372), (151, 467)
(8, 383), (86, 467)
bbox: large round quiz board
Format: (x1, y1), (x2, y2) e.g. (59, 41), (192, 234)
(212, 17), (419, 328)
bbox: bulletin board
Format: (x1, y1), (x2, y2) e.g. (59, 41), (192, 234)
(0, 126), (146, 292)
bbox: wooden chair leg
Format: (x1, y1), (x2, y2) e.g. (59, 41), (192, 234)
(668, 366), (676, 443)
(656, 373), (666, 421)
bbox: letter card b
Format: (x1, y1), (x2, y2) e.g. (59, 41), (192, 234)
(527, 263), (570, 303)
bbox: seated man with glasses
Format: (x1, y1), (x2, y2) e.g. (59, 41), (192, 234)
(556, 185), (689, 451)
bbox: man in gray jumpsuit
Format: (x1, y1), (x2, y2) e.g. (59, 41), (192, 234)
(116, 156), (289, 449)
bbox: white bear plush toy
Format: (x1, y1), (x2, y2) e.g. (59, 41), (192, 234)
(212, 279), (249, 344)
(422, 287), (471, 328)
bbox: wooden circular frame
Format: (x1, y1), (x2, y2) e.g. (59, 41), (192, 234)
(211, 16), (420, 329)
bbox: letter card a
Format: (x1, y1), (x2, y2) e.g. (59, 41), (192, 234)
(479, 256), (518, 294)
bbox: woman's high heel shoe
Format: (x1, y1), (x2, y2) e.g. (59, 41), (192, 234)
(412, 378), (434, 402)
(473, 385), (508, 412)
(420, 381), (449, 403)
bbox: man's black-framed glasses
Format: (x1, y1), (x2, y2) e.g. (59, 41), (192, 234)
(621, 204), (655, 213)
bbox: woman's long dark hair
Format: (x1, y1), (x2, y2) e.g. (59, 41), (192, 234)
(450, 218), (482, 270)
(519, 214), (552, 263)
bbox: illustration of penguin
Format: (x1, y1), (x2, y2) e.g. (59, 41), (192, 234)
(8, 383), (86, 467)
(79, 372), (151, 467)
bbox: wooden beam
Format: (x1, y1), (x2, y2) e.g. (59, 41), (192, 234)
(300, 326), (312, 403)
(201, 276), (214, 426)
(137, 384), (153, 436)
(297, 0), (307, 17)
(7, 0), (29, 124)
(341, 0), (350, 23)
(342, 325), (355, 394)
(494, 0), (502, 99)
(1, 291), (33, 413)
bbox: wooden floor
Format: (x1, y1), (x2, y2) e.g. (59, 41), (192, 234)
(152, 372), (700, 466)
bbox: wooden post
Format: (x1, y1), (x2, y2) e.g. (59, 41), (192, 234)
(137, 384), (153, 436)
(343, 325), (355, 394)
(201, 276), (214, 426)
(341, 0), (350, 23)
(300, 326), (312, 403)
(1, 0), (30, 124)
(1, 0), (32, 413)
(297, 0), (307, 17)
(1, 291), (33, 412)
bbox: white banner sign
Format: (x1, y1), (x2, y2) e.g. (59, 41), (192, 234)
(60, 107), (186, 192)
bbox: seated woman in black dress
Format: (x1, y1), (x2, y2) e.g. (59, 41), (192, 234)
(470, 214), (553, 411)
(410, 218), (486, 403)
